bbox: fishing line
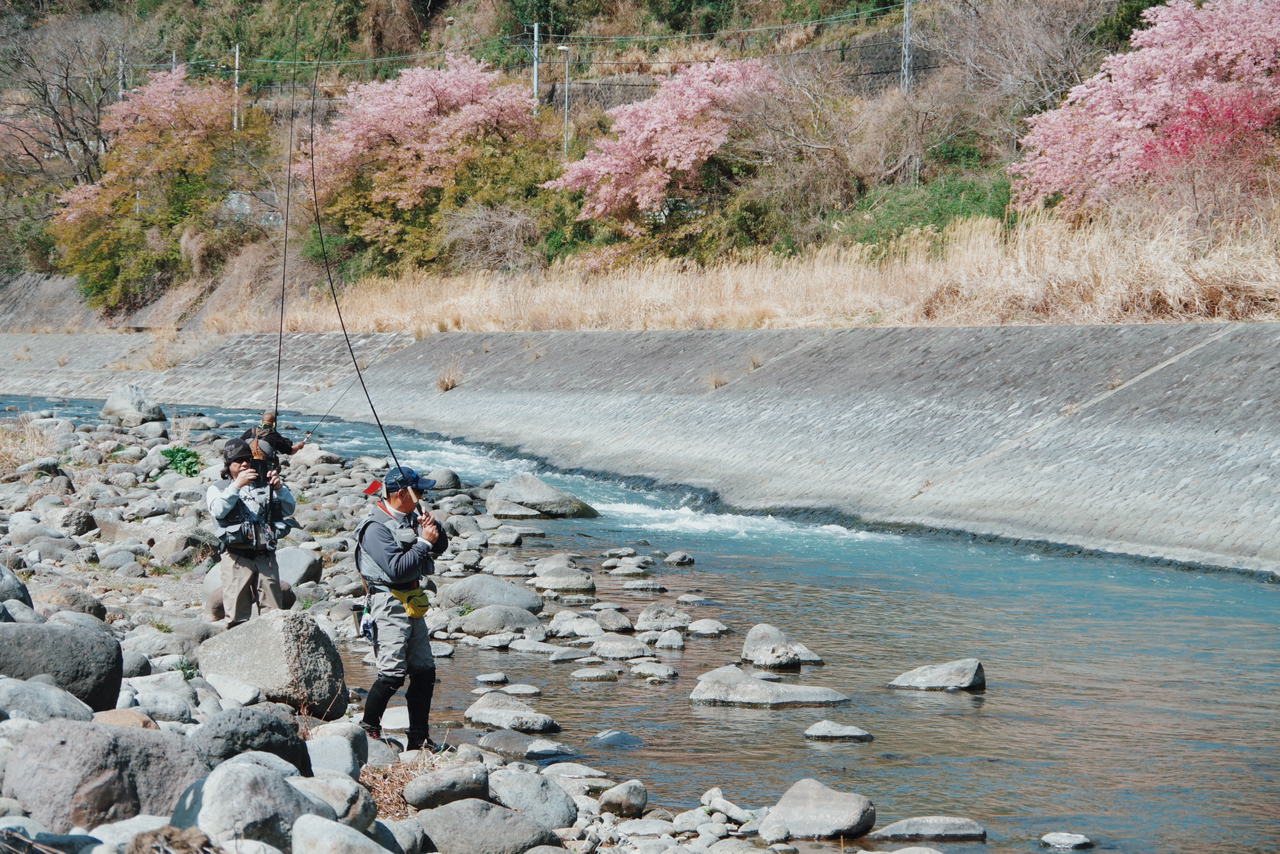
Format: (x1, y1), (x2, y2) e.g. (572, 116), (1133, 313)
(294, 0), (405, 475)
(273, 0), (307, 418)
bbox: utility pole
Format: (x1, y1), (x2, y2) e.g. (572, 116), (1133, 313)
(557, 45), (570, 156)
(532, 23), (540, 115)
(233, 44), (240, 131)
(901, 0), (912, 94)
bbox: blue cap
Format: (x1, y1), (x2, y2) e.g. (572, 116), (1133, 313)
(384, 466), (435, 493)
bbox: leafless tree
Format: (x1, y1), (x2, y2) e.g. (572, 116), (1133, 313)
(920, 0), (1112, 147)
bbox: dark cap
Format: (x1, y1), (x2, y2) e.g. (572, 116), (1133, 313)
(223, 438), (253, 464)
(384, 466), (435, 493)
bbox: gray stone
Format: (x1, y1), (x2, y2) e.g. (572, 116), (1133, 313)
(121, 652), (152, 679)
(687, 619), (729, 636)
(654, 630), (684, 650)
(759, 778), (874, 840)
(571, 668), (617, 682)
(291, 813), (386, 853)
(276, 548), (324, 588)
(867, 816), (987, 841)
(689, 667), (848, 708)
(634, 604), (691, 632)
(477, 729), (579, 761)
(1041, 832), (1094, 849)
(587, 730), (644, 750)
(1, 720), (208, 833)
(617, 819), (675, 837)
(287, 774), (376, 830)
(887, 659), (986, 692)
(9, 524), (65, 546)
(171, 761), (325, 850)
(415, 798), (561, 854)
(2, 600), (42, 624)
(488, 475), (598, 518)
(594, 609), (632, 633)
(598, 779), (647, 818)
(428, 469), (462, 490)
(465, 693), (560, 733)
(0, 677), (93, 722)
(486, 498), (544, 519)
(591, 633), (649, 660)
(203, 673), (263, 706)
(437, 575), (544, 614)
(372, 817), (426, 854)
(803, 721), (873, 741)
(404, 762), (489, 810)
(188, 708), (312, 775)
(488, 767), (579, 831)
(101, 385), (165, 427)
(458, 605), (542, 637)
(532, 568), (596, 594)
(134, 692), (196, 724)
(225, 751), (303, 778)
(663, 551), (695, 566)
(741, 625), (823, 669)
(198, 611), (348, 719)
(0, 624), (122, 711)
(0, 568), (31, 608)
(306, 736), (360, 780)
(309, 721), (369, 765)
(630, 662), (677, 680)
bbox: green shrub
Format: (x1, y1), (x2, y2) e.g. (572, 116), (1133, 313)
(842, 171), (1013, 249)
(161, 445), (202, 477)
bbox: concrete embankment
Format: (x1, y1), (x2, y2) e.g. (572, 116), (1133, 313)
(0, 324), (1276, 578)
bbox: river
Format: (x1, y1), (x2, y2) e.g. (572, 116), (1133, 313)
(13, 396), (1280, 854)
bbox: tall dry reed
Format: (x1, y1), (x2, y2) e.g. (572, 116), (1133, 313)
(205, 210), (1280, 335)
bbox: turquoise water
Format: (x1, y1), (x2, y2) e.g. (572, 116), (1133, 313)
(14, 397), (1280, 854)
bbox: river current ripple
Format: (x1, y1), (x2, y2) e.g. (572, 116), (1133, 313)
(17, 397), (1280, 854)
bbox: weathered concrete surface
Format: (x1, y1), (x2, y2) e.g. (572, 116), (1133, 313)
(0, 325), (1276, 578)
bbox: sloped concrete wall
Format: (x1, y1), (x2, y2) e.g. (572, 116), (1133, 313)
(0, 324), (1275, 578)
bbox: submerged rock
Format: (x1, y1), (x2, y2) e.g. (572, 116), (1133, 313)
(887, 659), (985, 692)
(868, 815), (988, 841)
(689, 667), (848, 708)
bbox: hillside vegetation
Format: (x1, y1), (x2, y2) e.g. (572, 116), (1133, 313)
(1, 0), (1278, 328)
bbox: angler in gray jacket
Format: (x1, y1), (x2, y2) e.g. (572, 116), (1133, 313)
(206, 438), (296, 628)
(355, 465), (449, 752)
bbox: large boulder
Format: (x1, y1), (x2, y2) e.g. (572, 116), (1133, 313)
(0, 624), (122, 711)
(0, 676), (93, 721)
(437, 574), (543, 614)
(1, 720), (208, 833)
(464, 693), (560, 733)
(689, 667), (848, 708)
(415, 799), (562, 854)
(887, 659), (985, 692)
(740, 624), (823, 669)
(171, 760), (326, 850)
(199, 611), (348, 720)
(100, 385), (165, 427)
(457, 605), (542, 637)
(288, 775), (376, 830)
(759, 778), (874, 840)
(487, 475), (597, 519)
(189, 708), (312, 775)
(487, 768), (579, 831)
(598, 780), (647, 818)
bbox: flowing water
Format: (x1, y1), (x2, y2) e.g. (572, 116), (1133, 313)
(14, 397), (1280, 854)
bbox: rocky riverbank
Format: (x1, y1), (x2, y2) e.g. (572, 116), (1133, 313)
(0, 399), (1098, 854)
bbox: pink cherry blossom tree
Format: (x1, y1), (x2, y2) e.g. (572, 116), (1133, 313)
(300, 56), (536, 261)
(543, 59), (776, 221)
(1010, 0), (1280, 216)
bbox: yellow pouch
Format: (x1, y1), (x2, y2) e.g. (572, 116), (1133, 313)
(390, 588), (431, 618)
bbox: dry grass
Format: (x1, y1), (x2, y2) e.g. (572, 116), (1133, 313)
(359, 752), (455, 821)
(202, 210), (1280, 334)
(435, 353), (463, 392)
(0, 421), (57, 477)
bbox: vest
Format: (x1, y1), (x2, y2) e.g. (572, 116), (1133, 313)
(214, 479), (286, 553)
(355, 505), (432, 592)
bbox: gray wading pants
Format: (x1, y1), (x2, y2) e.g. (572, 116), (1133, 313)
(220, 549), (283, 628)
(362, 590), (435, 744)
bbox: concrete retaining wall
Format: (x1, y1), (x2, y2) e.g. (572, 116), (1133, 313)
(0, 324), (1275, 578)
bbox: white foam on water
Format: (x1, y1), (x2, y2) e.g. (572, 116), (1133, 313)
(596, 502), (900, 544)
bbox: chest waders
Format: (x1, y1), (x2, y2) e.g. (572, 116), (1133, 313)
(355, 505), (438, 752)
